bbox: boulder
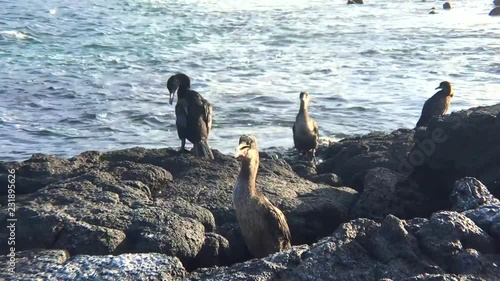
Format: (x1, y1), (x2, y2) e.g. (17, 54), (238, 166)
(495, 0), (500, 7)
(347, 0), (364, 4)
(443, 2), (452, 10)
(450, 177), (500, 212)
(0, 249), (186, 280)
(409, 104), (500, 211)
(351, 167), (427, 220)
(317, 129), (415, 190)
(450, 177), (500, 249)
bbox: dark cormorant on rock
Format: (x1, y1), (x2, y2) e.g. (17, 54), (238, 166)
(416, 81), (454, 128)
(233, 135), (292, 258)
(292, 92), (319, 163)
(167, 73), (214, 159)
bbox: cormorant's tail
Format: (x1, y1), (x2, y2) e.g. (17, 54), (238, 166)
(192, 140), (214, 160)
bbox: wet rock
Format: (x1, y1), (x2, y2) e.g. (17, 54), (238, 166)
(351, 167), (426, 220)
(450, 177), (500, 212)
(443, 2), (452, 10)
(495, 0), (500, 7)
(410, 104), (500, 211)
(347, 0), (364, 4)
(490, 7), (500, 16)
(317, 129), (415, 190)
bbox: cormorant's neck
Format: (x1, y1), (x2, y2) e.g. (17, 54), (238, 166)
(178, 86), (190, 99)
(299, 100), (309, 114)
(236, 156), (259, 196)
(439, 87), (452, 96)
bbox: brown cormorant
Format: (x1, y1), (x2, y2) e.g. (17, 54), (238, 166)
(416, 81), (453, 128)
(233, 135), (292, 258)
(292, 92), (319, 163)
(167, 73), (214, 159)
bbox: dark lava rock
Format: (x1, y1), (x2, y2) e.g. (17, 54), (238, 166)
(189, 214), (500, 280)
(347, 0), (364, 4)
(490, 7), (500, 16)
(194, 232), (231, 269)
(0, 249), (186, 280)
(443, 2), (452, 10)
(409, 104), (500, 211)
(317, 129), (415, 190)
(308, 172), (344, 187)
(351, 167), (426, 220)
(450, 177), (500, 250)
(450, 177), (500, 212)
(495, 0), (500, 7)
(0, 147), (358, 269)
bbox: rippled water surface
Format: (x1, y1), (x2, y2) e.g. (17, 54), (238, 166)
(1, 0), (499, 160)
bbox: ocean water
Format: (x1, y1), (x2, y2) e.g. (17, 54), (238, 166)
(0, 0), (498, 161)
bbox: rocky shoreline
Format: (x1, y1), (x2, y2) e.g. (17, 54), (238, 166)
(0, 103), (499, 281)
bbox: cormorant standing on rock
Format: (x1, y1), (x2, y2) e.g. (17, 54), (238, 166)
(292, 92), (319, 163)
(233, 135), (292, 258)
(167, 73), (214, 159)
(416, 81), (454, 128)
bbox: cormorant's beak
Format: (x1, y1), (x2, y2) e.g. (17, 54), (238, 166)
(435, 86), (441, 90)
(169, 88), (178, 105)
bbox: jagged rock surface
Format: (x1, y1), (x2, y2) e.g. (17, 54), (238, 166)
(0, 148), (357, 270)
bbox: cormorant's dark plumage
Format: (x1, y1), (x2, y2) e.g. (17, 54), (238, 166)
(292, 92), (319, 163)
(167, 73), (214, 159)
(416, 81), (454, 128)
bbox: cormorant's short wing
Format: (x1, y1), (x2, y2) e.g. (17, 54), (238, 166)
(263, 201), (292, 248)
(175, 99), (188, 129)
